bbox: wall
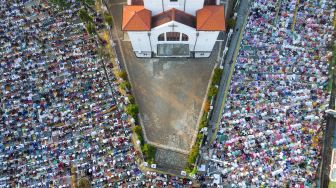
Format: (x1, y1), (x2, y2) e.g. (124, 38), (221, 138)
(149, 21), (197, 55)
(185, 0), (204, 15)
(144, 0), (204, 16)
(194, 31), (219, 57)
(128, 23), (219, 58)
(143, 0), (163, 16)
(128, 31), (152, 57)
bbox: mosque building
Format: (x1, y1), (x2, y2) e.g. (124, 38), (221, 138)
(122, 0), (226, 57)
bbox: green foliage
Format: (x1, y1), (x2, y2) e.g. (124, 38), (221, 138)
(78, 8), (93, 23)
(227, 18), (236, 29)
(142, 144), (156, 164)
(326, 45), (336, 92)
(212, 68), (223, 85)
(120, 81), (127, 91)
(196, 133), (203, 142)
(185, 132), (203, 172)
(119, 71), (128, 81)
(132, 125), (156, 164)
(85, 0), (95, 6)
(77, 0), (95, 6)
(190, 166), (198, 175)
(103, 13), (113, 27)
(49, 0), (70, 8)
(97, 46), (109, 58)
(133, 125), (142, 138)
(185, 143), (200, 173)
(98, 35), (108, 45)
(128, 95), (135, 104)
(133, 125), (144, 145)
(199, 113), (208, 129)
(125, 81), (131, 90)
(85, 22), (96, 35)
(126, 104), (139, 118)
(208, 85), (218, 97)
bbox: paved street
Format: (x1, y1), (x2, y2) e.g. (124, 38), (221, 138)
(206, 0), (250, 146)
(197, 1), (250, 184)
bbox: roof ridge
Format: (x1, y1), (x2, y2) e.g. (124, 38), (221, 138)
(196, 5), (225, 31)
(199, 7), (214, 30)
(123, 10), (136, 30)
(137, 9), (151, 28)
(172, 8), (176, 21)
(122, 6), (151, 31)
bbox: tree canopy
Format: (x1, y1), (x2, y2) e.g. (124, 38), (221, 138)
(142, 144), (156, 164)
(78, 8), (93, 23)
(126, 104), (139, 118)
(78, 178), (92, 188)
(103, 13), (113, 27)
(85, 22), (96, 35)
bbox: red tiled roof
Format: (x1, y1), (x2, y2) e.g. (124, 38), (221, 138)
(196, 6), (225, 31)
(152, 8), (195, 28)
(122, 6), (151, 31)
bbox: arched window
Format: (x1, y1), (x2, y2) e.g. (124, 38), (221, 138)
(181, 33), (188, 41)
(158, 33), (165, 41)
(166, 32), (180, 41)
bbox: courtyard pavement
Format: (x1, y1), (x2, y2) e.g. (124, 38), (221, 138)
(105, 0), (220, 171)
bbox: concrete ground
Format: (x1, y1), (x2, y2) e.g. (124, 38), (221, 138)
(105, 0), (219, 171)
(122, 42), (218, 170)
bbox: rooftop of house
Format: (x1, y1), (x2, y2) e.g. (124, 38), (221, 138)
(196, 5), (226, 31)
(122, 5), (225, 31)
(151, 8), (196, 28)
(122, 5), (151, 31)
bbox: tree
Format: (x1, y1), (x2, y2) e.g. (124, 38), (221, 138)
(120, 81), (131, 91)
(186, 144), (199, 170)
(133, 125), (144, 145)
(133, 125), (142, 136)
(70, 164), (77, 188)
(50, 0), (70, 8)
(142, 144), (156, 164)
(97, 46), (109, 58)
(208, 85), (218, 97)
(127, 95), (135, 104)
(227, 18), (236, 29)
(212, 68), (223, 85)
(126, 104), (139, 118)
(78, 8), (93, 23)
(78, 178), (91, 188)
(103, 13), (113, 27)
(85, 22), (96, 35)
(204, 100), (210, 113)
(199, 113), (208, 129)
(119, 71), (128, 80)
(77, 0), (96, 8)
(115, 70), (128, 80)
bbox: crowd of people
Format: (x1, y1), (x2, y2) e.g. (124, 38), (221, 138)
(0, 0), (194, 187)
(1, 0), (334, 187)
(203, 0), (334, 187)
